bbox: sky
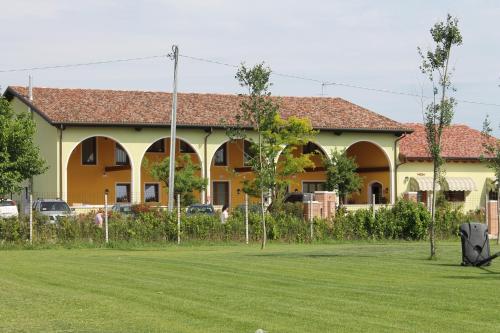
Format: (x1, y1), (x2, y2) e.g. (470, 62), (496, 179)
(1, 0), (499, 133)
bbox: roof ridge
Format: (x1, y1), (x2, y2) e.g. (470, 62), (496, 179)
(8, 85), (348, 101)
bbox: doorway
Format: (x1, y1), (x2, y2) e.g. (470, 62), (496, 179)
(212, 181), (230, 207)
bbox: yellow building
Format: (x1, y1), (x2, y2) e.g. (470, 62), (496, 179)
(5, 86), (412, 209)
(397, 123), (495, 212)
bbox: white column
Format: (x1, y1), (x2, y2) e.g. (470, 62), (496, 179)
(131, 157), (142, 204)
(205, 168), (211, 204)
(390, 165), (396, 204)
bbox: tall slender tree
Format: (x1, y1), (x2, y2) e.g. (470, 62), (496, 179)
(230, 63), (316, 249)
(418, 14), (462, 258)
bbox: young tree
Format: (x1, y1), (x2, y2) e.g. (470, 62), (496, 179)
(230, 63), (316, 249)
(418, 14), (462, 258)
(481, 116), (500, 244)
(146, 155), (207, 206)
(0, 97), (47, 196)
(323, 149), (362, 207)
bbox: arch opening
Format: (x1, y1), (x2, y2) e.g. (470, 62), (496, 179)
(140, 137), (202, 206)
(66, 136), (132, 205)
(346, 141), (390, 204)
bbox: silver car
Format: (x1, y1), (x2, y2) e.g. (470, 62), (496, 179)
(0, 199), (19, 219)
(33, 199), (73, 223)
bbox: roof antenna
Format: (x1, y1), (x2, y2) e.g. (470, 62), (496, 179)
(28, 74), (33, 101)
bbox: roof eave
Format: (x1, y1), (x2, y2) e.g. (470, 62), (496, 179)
(55, 122), (412, 134)
(3, 86), (55, 125)
(402, 156), (484, 162)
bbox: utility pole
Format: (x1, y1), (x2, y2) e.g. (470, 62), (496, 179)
(168, 45), (179, 212)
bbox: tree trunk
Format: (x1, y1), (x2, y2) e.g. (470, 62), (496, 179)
(260, 190), (266, 249)
(497, 183), (499, 245)
(430, 165), (438, 259)
(258, 131), (266, 250)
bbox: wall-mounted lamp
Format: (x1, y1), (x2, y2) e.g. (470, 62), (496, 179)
(237, 188), (241, 195)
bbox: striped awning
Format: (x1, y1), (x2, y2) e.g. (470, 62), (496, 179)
(409, 177), (476, 192)
(445, 177), (476, 191)
(409, 177), (439, 191)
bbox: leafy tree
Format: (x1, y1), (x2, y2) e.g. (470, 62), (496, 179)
(418, 14), (462, 258)
(146, 155), (207, 206)
(323, 149), (362, 207)
(481, 116), (500, 244)
(229, 63), (316, 249)
(0, 97), (47, 196)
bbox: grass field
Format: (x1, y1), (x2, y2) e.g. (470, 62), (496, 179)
(1, 241), (499, 332)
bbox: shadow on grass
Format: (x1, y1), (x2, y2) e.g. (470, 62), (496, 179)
(247, 253), (373, 259)
(444, 265), (500, 279)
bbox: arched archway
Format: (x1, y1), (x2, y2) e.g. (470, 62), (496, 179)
(209, 138), (257, 208)
(346, 141), (391, 204)
(141, 137), (202, 206)
(278, 141), (328, 194)
(66, 136), (132, 205)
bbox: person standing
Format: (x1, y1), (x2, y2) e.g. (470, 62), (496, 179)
(95, 210), (104, 228)
(220, 205), (229, 224)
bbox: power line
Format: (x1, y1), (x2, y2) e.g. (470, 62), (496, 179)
(321, 81), (500, 107)
(0, 54), (169, 73)
(178, 54), (500, 107)
(1, 51), (499, 107)
(179, 54), (323, 84)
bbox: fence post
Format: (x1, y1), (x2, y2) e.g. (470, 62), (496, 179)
(309, 194), (313, 241)
(29, 193), (33, 244)
(372, 194), (376, 218)
(104, 190), (109, 244)
(245, 193), (249, 244)
(485, 191), (488, 225)
(177, 193), (181, 245)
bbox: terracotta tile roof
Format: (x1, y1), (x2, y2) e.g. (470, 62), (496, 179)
(5, 86), (411, 132)
(399, 123), (496, 161)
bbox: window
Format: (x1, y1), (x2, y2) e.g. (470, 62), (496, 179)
(417, 191), (427, 204)
(444, 191), (465, 202)
(116, 184), (131, 203)
(303, 182), (326, 193)
(214, 143), (227, 166)
(115, 143), (129, 165)
(243, 141), (254, 166)
(213, 181), (229, 206)
(303, 142), (321, 154)
(82, 137), (97, 165)
(145, 183), (159, 202)
(180, 141), (195, 153)
(147, 139), (165, 153)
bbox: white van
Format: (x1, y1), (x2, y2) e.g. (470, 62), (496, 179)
(0, 199), (19, 218)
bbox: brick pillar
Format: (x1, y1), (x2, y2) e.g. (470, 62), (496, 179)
(314, 191), (336, 219)
(487, 201), (499, 237)
(303, 201), (322, 220)
(403, 191), (418, 203)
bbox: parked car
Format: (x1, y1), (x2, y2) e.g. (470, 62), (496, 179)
(0, 199), (19, 219)
(186, 204), (215, 216)
(111, 203), (134, 215)
(235, 203), (264, 214)
(32, 199), (73, 223)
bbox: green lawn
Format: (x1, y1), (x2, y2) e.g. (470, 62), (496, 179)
(1, 242), (499, 332)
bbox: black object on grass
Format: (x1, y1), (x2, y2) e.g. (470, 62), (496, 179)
(459, 223), (499, 267)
